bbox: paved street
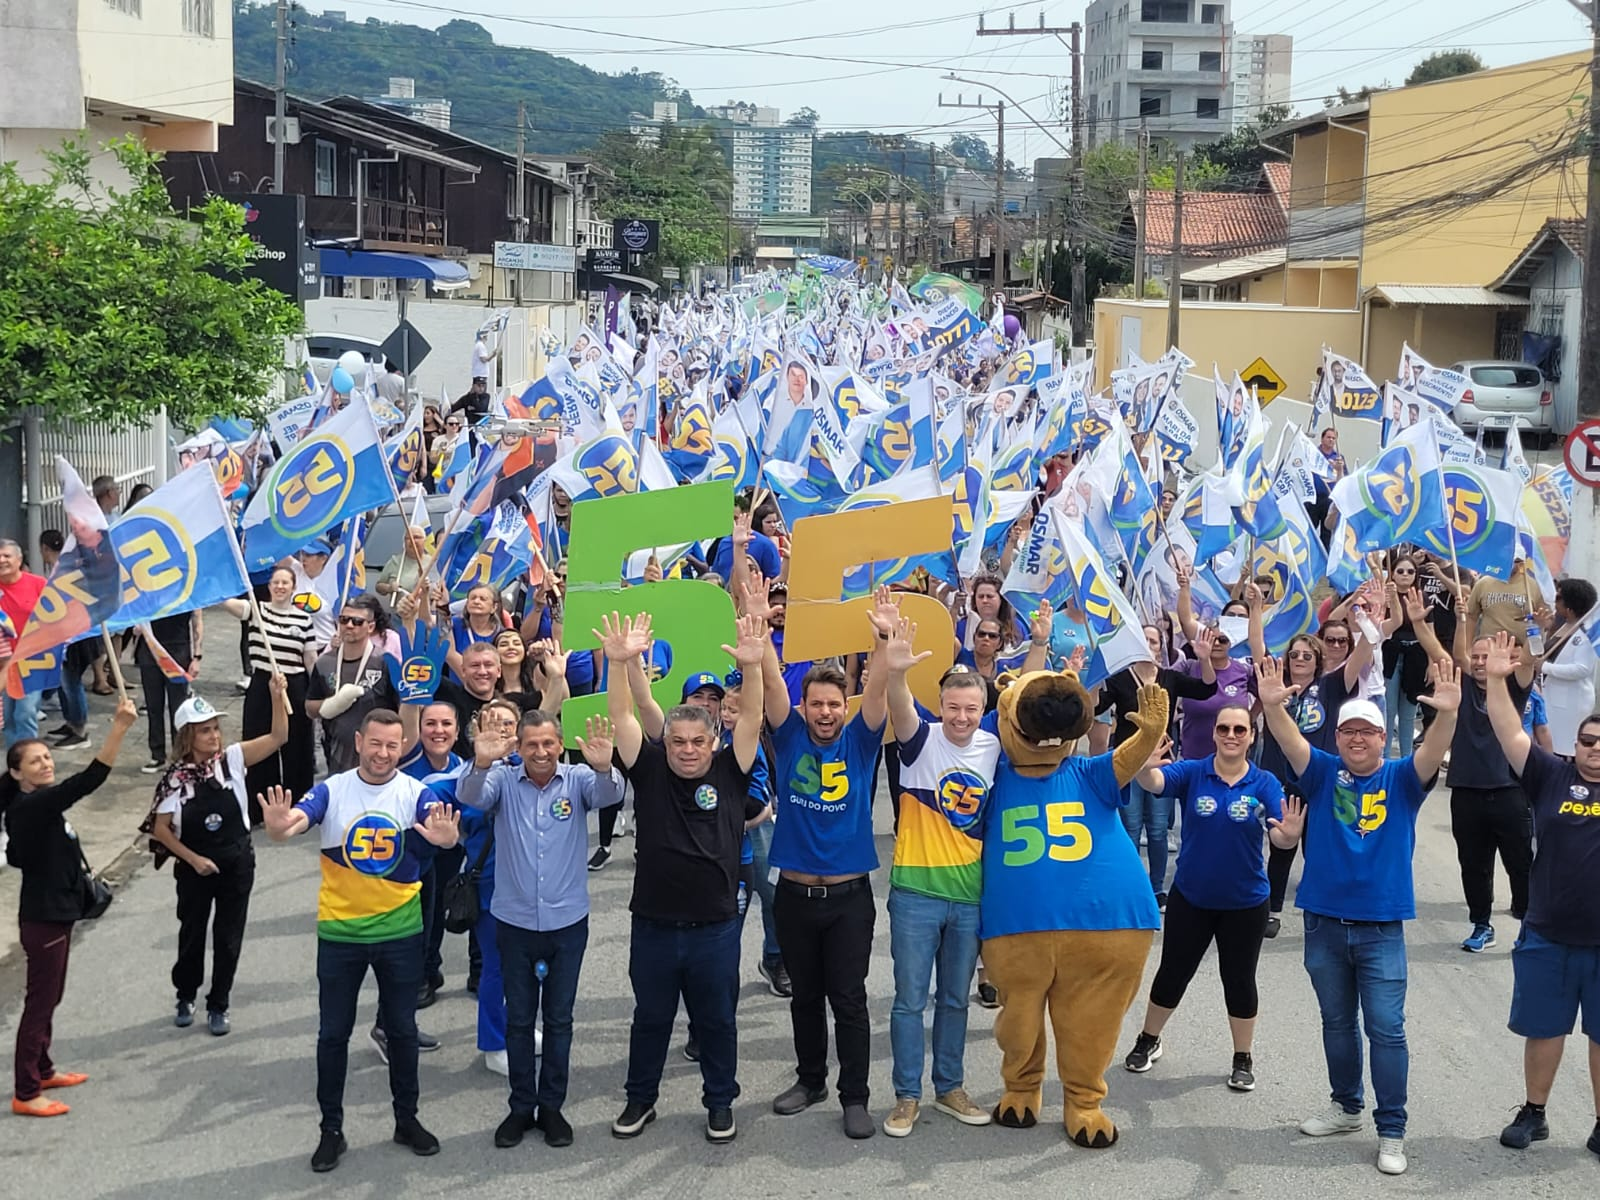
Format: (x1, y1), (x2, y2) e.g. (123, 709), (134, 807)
(4, 675), (1597, 1198)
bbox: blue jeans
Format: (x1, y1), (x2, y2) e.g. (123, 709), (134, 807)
(888, 886), (980, 1100)
(2, 691), (40, 748)
(1384, 670), (1415, 759)
(625, 915), (741, 1110)
(1120, 781), (1173, 895)
(747, 820), (781, 962)
(57, 663), (87, 730)
(315, 934), (423, 1133)
(497, 915), (587, 1117)
(1302, 912), (1409, 1137)
(475, 880), (505, 1053)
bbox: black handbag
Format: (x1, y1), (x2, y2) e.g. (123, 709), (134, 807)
(440, 831), (494, 935)
(77, 847), (113, 921)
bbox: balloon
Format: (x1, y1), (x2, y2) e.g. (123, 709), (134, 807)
(330, 367), (354, 394)
(337, 350), (368, 381)
(1003, 314), (1022, 341)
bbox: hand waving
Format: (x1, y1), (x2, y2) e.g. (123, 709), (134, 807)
(1418, 657), (1463, 714)
(414, 803), (461, 848)
(574, 715), (615, 770)
(258, 785), (299, 837)
(1267, 795), (1306, 844)
(1482, 630), (1517, 680)
(721, 613), (770, 668)
(883, 615), (932, 674)
(1254, 656), (1295, 708)
(1029, 600), (1054, 646)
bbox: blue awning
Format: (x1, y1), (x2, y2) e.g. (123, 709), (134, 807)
(318, 248), (469, 285)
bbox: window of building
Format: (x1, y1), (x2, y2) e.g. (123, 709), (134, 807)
(182, 0), (214, 36)
(1140, 92), (1166, 118)
(1141, 1), (1189, 21)
(1201, 3), (1223, 22)
(315, 141), (336, 197)
(1141, 48), (1164, 70)
(104, 0), (141, 13)
(1197, 97), (1220, 119)
(1199, 51), (1221, 72)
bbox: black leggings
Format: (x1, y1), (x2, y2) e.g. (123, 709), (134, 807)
(1148, 886), (1269, 1020)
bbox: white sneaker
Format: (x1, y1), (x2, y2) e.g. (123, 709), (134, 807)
(483, 1049), (509, 1076)
(1377, 1136), (1407, 1174)
(1299, 1105), (1364, 1136)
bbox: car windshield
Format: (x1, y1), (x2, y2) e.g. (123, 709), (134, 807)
(1469, 365), (1541, 388)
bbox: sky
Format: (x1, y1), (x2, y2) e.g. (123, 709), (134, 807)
(320, 0), (1593, 167)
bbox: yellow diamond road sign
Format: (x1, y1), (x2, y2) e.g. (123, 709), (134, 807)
(1241, 356), (1286, 405)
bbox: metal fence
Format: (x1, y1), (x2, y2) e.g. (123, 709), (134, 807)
(20, 414), (164, 548)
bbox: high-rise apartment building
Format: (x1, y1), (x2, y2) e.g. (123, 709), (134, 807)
(1232, 34), (1292, 127)
(365, 78), (451, 132)
(706, 104), (813, 219)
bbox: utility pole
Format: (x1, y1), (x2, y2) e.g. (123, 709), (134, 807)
(1564, 0), (1599, 579)
(272, 0), (288, 193)
(513, 99), (527, 305)
(1167, 151), (1185, 350)
(939, 91), (1006, 289)
(927, 140), (937, 268)
(897, 145), (908, 277)
(1134, 122), (1150, 296)
(978, 13), (1084, 334)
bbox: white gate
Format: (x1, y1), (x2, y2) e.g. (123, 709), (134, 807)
(21, 412), (165, 549)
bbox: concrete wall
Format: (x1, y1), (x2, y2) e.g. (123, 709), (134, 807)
(78, 0), (232, 140)
(304, 296), (586, 402)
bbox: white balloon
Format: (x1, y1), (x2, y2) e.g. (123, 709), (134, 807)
(337, 350), (368, 380)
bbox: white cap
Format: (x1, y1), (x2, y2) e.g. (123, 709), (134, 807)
(173, 695), (224, 732)
(1336, 699), (1385, 730)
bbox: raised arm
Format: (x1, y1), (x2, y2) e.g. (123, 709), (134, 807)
(726, 613), (769, 773)
(744, 573), (791, 728)
(1412, 657), (1462, 784)
(858, 585), (898, 732)
(1110, 682), (1170, 786)
(530, 638), (572, 717)
(598, 611), (648, 768)
(1403, 587), (1446, 664)
(884, 613), (933, 744)
(1021, 599), (1053, 674)
(1246, 581), (1267, 662)
(1481, 631), (1532, 777)
(1256, 657), (1312, 777)
(1176, 566), (1199, 644)
(239, 673), (291, 767)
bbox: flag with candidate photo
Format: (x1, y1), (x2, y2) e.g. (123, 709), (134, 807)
(1331, 420), (1447, 551)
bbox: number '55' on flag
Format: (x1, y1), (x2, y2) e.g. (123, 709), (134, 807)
(241, 400), (392, 570)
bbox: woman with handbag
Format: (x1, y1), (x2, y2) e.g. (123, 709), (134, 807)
(147, 678), (289, 1035)
(2, 695), (136, 1117)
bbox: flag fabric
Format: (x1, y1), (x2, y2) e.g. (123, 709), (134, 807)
(385, 401), (426, 493)
(1414, 462), (1525, 580)
(7, 458), (122, 669)
(268, 391), (319, 448)
(1330, 419), (1448, 552)
(1057, 514), (1152, 688)
(1502, 422), (1533, 484)
(440, 499), (540, 601)
(1002, 504), (1075, 618)
(240, 400), (391, 569)
(703, 394), (763, 491)
(909, 272), (984, 313)
(664, 381), (716, 479)
(1259, 564), (1318, 656)
(138, 624), (194, 683)
(1323, 351), (1383, 421)
(548, 432), (643, 504)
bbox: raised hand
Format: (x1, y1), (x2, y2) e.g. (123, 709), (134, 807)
(111, 695), (138, 730)
(258, 785), (298, 836)
(595, 611), (640, 662)
(731, 509), (753, 549)
(389, 621), (449, 705)
(1482, 630), (1517, 679)
(865, 584), (900, 638)
(1419, 657), (1463, 713)
(1067, 644), (1088, 675)
(575, 715), (615, 770)
(1029, 599), (1054, 646)
(643, 554), (663, 584)
(883, 615), (932, 674)
(1267, 795), (1306, 843)
(622, 612), (653, 659)
(532, 637), (570, 681)
(472, 714), (517, 767)
(1192, 625), (1218, 660)
(414, 803), (461, 847)
(721, 612), (770, 668)
(1254, 656), (1295, 707)
(1175, 564), (1192, 591)
(1402, 586), (1429, 625)
(740, 571), (773, 622)
(1244, 581), (1264, 612)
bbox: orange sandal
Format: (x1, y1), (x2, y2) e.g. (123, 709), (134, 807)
(39, 1073), (88, 1090)
(12, 1097), (70, 1117)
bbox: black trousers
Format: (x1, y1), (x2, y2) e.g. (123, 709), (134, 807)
(773, 877), (876, 1107)
(138, 655), (190, 760)
(172, 855), (255, 1013)
(1450, 786), (1532, 924)
(1267, 842), (1298, 913)
(242, 670), (313, 820)
(423, 846), (466, 980)
(1148, 886), (1269, 1019)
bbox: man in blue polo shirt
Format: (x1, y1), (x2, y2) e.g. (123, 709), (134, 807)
(753, 584), (892, 1140)
(1258, 656), (1462, 1177)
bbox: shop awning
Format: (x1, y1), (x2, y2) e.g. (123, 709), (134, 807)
(1365, 284), (1527, 307)
(318, 248), (470, 286)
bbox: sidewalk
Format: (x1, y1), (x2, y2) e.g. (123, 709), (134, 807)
(0, 611), (251, 970)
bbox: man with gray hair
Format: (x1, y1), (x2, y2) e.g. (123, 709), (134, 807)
(601, 609), (770, 1145)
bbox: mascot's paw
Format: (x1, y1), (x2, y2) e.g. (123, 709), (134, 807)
(992, 1092), (1041, 1129)
(1066, 1109), (1119, 1149)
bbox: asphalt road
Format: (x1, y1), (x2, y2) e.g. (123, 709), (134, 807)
(3, 760), (1597, 1200)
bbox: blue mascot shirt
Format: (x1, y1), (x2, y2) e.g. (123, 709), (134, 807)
(974, 751), (1161, 939)
(1293, 748), (1428, 922)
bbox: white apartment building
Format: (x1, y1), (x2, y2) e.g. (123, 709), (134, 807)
(627, 101), (679, 148)
(707, 105), (812, 219)
(1, 1), (233, 186)
(365, 77), (451, 132)
(1231, 34), (1292, 128)
(1084, 0), (1234, 151)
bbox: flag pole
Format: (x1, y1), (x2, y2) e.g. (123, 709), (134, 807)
(99, 625), (128, 700)
(222, 505), (293, 718)
(1430, 417), (1465, 597)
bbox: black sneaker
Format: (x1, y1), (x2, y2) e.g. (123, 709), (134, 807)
(370, 1025), (389, 1064)
(588, 845), (612, 872)
(683, 1037), (700, 1062)
(1587, 1119), (1600, 1157)
(174, 1000), (195, 1029)
(417, 980), (439, 1009)
(1227, 1052), (1255, 1091)
(417, 1028), (440, 1052)
(207, 1009), (230, 1037)
(1264, 915), (1282, 939)
(466, 970), (481, 996)
(1124, 1032), (1162, 1073)
(537, 1106), (574, 1147)
(495, 1111), (535, 1148)
(52, 731), (90, 750)
(140, 757), (166, 775)
(758, 957), (793, 998)
(976, 982), (1000, 1009)
(311, 1130), (347, 1173)
(611, 1101), (656, 1138)
(706, 1106), (736, 1143)
(46, 724), (73, 740)
(772, 1082), (828, 1115)
(1499, 1102), (1550, 1149)
(1156, 892), (1168, 914)
(394, 1116), (440, 1156)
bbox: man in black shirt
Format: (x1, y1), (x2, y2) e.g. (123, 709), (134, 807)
(1447, 614), (1538, 954)
(1481, 631), (1600, 1160)
(603, 611), (768, 1145)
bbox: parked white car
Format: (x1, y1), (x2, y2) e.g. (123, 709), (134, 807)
(1447, 360), (1553, 440)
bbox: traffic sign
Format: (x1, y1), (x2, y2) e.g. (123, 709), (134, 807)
(379, 320), (431, 372)
(1240, 356), (1287, 406)
(1563, 419), (1600, 488)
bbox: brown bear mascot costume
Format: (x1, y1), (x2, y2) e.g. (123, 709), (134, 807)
(976, 666), (1168, 1147)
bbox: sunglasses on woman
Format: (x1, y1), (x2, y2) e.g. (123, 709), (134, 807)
(975, 629), (1002, 640)
(1287, 650), (1318, 662)
(1215, 723), (1250, 737)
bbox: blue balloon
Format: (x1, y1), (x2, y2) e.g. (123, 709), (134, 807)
(330, 367), (354, 394)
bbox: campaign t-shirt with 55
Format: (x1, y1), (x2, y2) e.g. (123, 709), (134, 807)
(1292, 748), (1427, 922)
(1160, 757), (1284, 910)
(293, 770), (451, 943)
(768, 709), (883, 876)
(974, 751), (1161, 940)
(1514, 747), (1600, 945)
(892, 720), (1001, 905)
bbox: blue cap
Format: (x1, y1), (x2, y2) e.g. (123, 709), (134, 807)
(681, 671), (725, 701)
(303, 537), (333, 556)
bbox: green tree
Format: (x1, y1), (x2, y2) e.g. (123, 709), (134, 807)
(1406, 50), (1485, 86)
(589, 124), (733, 276)
(786, 107), (819, 129)
(944, 133), (993, 172)
(0, 139), (303, 430)
(1187, 103), (1294, 189)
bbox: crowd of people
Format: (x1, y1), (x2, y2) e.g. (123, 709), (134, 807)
(1, 279), (1597, 1181)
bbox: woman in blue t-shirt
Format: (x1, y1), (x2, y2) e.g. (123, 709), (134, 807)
(1120, 704), (1303, 1093)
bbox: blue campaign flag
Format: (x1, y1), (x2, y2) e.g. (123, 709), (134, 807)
(385, 401), (425, 493)
(1001, 504), (1075, 618)
(1330, 420), (1447, 551)
(762, 456), (847, 532)
(442, 500), (538, 601)
(104, 464), (251, 633)
(858, 398), (934, 485)
(240, 400), (393, 570)
(1414, 462), (1523, 580)
(831, 474), (961, 598)
(1058, 516), (1153, 689)
(1259, 565), (1318, 656)
(703, 395), (763, 491)
(664, 382), (715, 479)
(1324, 512), (1372, 595)
(1183, 474), (1242, 565)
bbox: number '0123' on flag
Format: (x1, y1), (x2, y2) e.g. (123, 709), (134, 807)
(241, 400), (393, 569)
